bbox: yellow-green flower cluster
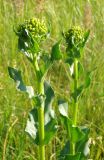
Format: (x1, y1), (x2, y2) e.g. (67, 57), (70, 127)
(64, 26), (84, 48)
(17, 18), (47, 41)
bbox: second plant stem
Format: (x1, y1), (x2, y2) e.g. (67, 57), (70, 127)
(71, 58), (78, 155)
(73, 58), (78, 126)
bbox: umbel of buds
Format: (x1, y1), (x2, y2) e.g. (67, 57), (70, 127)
(14, 18), (48, 57)
(64, 26), (84, 49)
(16, 17), (47, 42)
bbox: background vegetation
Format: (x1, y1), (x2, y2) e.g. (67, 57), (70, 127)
(0, 0), (104, 159)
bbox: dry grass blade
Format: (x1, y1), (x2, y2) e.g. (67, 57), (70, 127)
(2, 118), (18, 160)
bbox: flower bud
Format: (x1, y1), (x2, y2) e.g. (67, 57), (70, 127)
(64, 26), (84, 49)
(16, 17), (47, 42)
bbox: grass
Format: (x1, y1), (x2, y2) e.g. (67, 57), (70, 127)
(0, 0), (104, 159)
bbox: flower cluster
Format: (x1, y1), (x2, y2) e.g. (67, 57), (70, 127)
(64, 26), (84, 49)
(17, 18), (47, 41)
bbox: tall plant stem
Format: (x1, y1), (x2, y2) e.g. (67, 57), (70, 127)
(70, 58), (78, 155)
(38, 81), (45, 160)
(73, 58), (78, 126)
(33, 58), (45, 160)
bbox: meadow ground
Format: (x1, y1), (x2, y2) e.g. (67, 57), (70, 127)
(0, 0), (104, 159)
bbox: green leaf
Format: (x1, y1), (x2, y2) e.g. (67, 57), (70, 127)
(84, 68), (96, 89)
(84, 72), (91, 88)
(43, 81), (57, 144)
(58, 101), (85, 144)
(25, 81), (57, 145)
(44, 81), (55, 124)
(71, 85), (84, 101)
(78, 62), (84, 77)
(40, 54), (52, 80)
(65, 58), (74, 66)
(43, 80), (56, 118)
(58, 100), (72, 138)
(65, 58), (74, 76)
(71, 126), (85, 143)
(18, 29), (33, 50)
(33, 94), (46, 107)
(8, 67), (34, 98)
(81, 30), (90, 48)
(58, 100), (69, 117)
(44, 118), (57, 144)
(8, 66), (22, 82)
(73, 47), (81, 59)
(67, 47), (81, 59)
(59, 141), (70, 159)
(58, 101), (86, 158)
(25, 108), (39, 144)
(64, 152), (81, 160)
(18, 29), (40, 60)
(59, 152), (81, 160)
(51, 41), (62, 61)
(76, 127), (90, 158)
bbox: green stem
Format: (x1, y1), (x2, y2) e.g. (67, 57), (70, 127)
(33, 57), (42, 82)
(38, 81), (45, 160)
(73, 59), (78, 126)
(33, 58), (45, 160)
(70, 58), (78, 155)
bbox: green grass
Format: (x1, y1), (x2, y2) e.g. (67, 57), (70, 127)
(0, 0), (104, 159)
